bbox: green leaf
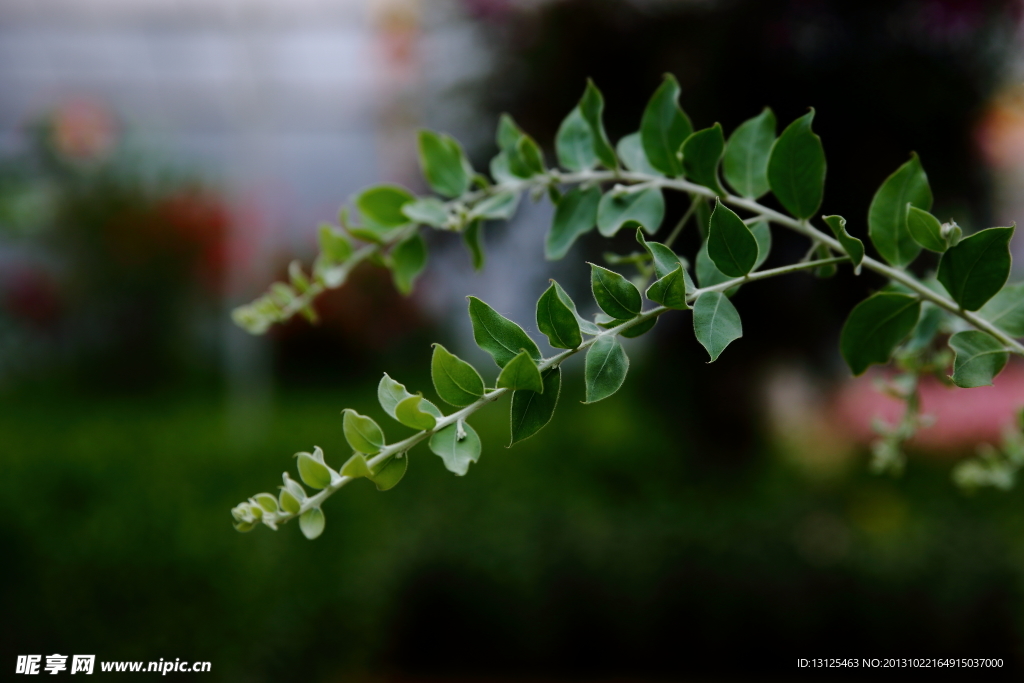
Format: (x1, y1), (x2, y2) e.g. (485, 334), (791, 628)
(468, 296), (542, 368)
(907, 206), (946, 253)
(402, 197), (449, 227)
(693, 291), (743, 362)
(253, 492), (278, 513)
(616, 132), (661, 175)
(341, 452), (373, 478)
(646, 265), (690, 309)
(839, 292), (921, 375)
(948, 330), (1008, 388)
(463, 219), (485, 270)
(551, 280), (602, 335)
(377, 373), (443, 429)
(767, 110), (826, 220)
(278, 489), (301, 514)
(556, 107), (597, 172)
(546, 185), (600, 260)
(390, 232), (427, 295)
(342, 409), (385, 455)
(510, 367), (561, 445)
(489, 151), (516, 184)
(431, 344), (485, 406)
(395, 394), (440, 431)
(497, 113), (521, 150)
(579, 80), (618, 169)
(536, 282), (583, 349)
(867, 153), (932, 267)
(707, 198), (758, 277)
(508, 134), (546, 178)
(723, 108), (776, 199)
(681, 123), (725, 193)
(979, 282), (1024, 337)
(696, 238), (738, 294)
(429, 421), (482, 476)
(596, 187), (665, 237)
(356, 185), (414, 228)
(590, 264), (643, 319)
(297, 449), (333, 489)
(318, 223), (353, 263)
(368, 453), (408, 491)
(751, 220), (772, 270)
(636, 228), (681, 277)
(936, 226), (1014, 311)
(496, 350), (544, 393)
(584, 336), (629, 403)
(299, 508), (325, 540)
(640, 73), (693, 177)
(903, 302), (944, 353)
(417, 130), (471, 198)
(814, 243), (837, 278)
(470, 191), (520, 221)
(823, 215), (864, 273)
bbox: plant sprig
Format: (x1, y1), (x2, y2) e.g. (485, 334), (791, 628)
(232, 74), (1024, 538)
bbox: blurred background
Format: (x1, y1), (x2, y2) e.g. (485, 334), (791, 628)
(4, 0), (1024, 679)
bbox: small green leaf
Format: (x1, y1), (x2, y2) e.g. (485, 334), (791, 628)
(390, 232), (427, 295)
(646, 265), (690, 309)
(936, 226), (1014, 311)
(341, 452), (373, 478)
(368, 453), (407, 491)
(508, 134), (546, 178)
(470, 191), (520, 221)
(681, 123), (725, 194)
(948, 330), (1008, 388)
(707, 198), (758, 277)
(867, 153), (932, 267)
(723, 108), (776, 199)
(597, 187), (665, 237)
(696, 238), (738, 295)
(510, 367), (561, 445)
(417, 130), (471, 198)
(584, 336), (629, 403)
(537, 282), (583, 349)
(839, 292), (921, 375)
(616, 132), (661, 175)
(460, 221), (485, 272)
(693, 291), (743, 362)
(814, 243), (838, 278)
(546, 185), (600, 260)
(429, 421), (482, 476)
(496, 350), (544, 392)
(395, 394), (440, 431)
(299, 508), (325, 540)
(636, 228), (695, 294)
(297, 450), (333, 489)
(342, 409), (385, 455)
(767, 110), (826, 220)
(978, 282), (1024, 337)
(907, 206), (946, 253)
(591, 264), (643, 319)
(551, 280), (602, 335)
(279, 489), (301, 514)
(556, 107), (597, 172)
(318, 223), (353, 263)
(356, 185), (415, 228)
(468, 296), (542, 368)
(640, 73), (693, 177)
(431, 344), (485, 406)
(823, 215), (864, 273)
(579, 79), (618, 169)
(253, 492), (278, 513)
(402, 197), (449, 227)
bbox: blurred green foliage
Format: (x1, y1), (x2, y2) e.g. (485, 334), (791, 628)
(3, 366), (1023, 679)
